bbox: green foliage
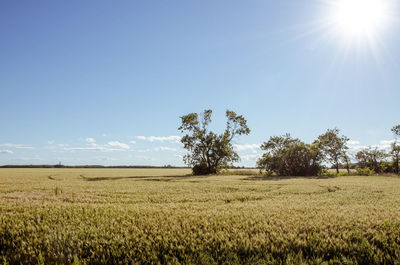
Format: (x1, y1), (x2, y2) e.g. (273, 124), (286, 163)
(391, 143), (400, 175)
(391, 124), (400, 175)
(192, 163), (210, 175)
(355, 166), (375, 176)
(356, 147), (388, 173)
(392, 124), (400, 137)
(317, 128), (349, 174)
(179, 109), (250, 175)
(257, 134), (324, 176)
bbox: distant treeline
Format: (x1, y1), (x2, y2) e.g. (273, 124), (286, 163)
(0, 165), (189, 169)
(0, 165), (256, 170)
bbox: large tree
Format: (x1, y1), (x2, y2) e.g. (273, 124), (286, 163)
(317, 128), (349, 174)
(178, 109), (250, 175)
(391, 125), (400, 175)
(257, 134), (324, 176)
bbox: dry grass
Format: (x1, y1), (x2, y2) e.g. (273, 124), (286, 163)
(1, 168), (400, 264)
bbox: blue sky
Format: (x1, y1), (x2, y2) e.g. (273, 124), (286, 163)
(1, 0), (399, 166)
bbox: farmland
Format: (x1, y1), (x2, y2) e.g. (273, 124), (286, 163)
(1, 168), (400, 264)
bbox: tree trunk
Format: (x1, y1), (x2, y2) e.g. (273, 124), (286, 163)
(336, 162), (339, 174)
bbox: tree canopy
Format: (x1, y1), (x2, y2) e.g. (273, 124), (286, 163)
(317, 128), (349, 174)
(392, 125), (400, 137)
(257, 134), (324, 176)
(355, 147), (388, 173)
(178, 109), (250, 175)
(391, 124), (400, 175)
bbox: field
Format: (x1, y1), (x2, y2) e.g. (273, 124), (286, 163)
(1, 169), (400, 264)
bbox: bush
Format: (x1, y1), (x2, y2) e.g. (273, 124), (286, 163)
(356, 167), (375, 176)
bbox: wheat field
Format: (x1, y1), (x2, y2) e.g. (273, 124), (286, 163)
(1, 168), (400, 264)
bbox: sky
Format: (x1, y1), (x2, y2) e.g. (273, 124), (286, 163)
(0, 0), (399, 166)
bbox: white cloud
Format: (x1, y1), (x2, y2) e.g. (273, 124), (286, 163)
(369, 140), (394, 151)
(94, 156), (119, 162)
(64, 145), (127, 152)
(137, 149), (153, 153)
(63, 140), (130, 152)
(241, 154), (262, 161)
(347, 140), (360, 145)
(0, 144), (34, 149)
(135, 155), (156, 161)
(47, 140), (55, 145)
(136, 146), (180, 152)
(348, 145), (368, 152)
(0, 150), (13, 154)
(347, 139), (395, 153)
(371, 141), (393, 150)
(129, 140), (136, 144)
(155, 146), (178, 152)
(64, 147), (107, 152)
(380, 139), (395, 146)
(15, 156), (44, 161)
(107, 141), (130, 150)
(136, 136), (181, 142)
(234, 144), (260, 151)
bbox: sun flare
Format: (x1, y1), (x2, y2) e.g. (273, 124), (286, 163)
(330, 0), (389, 38)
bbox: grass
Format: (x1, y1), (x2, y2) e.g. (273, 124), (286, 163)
(1, 168), (400, 264)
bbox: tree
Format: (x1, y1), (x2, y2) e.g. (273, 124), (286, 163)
(317, 128), (349, 174)
(355, 147), (387, 173)
(390, 143), (400, 175)
(178, 109), (250, 175)
(256, 134), (324, 176)
(391, 124), (400, 175)
(343, 154), (351, 174)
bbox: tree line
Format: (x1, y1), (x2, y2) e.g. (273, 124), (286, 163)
(179, 109), (400, 176)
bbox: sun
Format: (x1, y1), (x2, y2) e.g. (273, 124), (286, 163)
(329, 0), (389, 38)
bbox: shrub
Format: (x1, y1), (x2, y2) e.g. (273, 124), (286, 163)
(356, 166), (375, 176)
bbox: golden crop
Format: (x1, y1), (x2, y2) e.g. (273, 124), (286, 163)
(1, 168), (399, 264)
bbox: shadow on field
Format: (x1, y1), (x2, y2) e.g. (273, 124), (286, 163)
(242, 175), (337, 181)
(80, 174), (203, 182)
